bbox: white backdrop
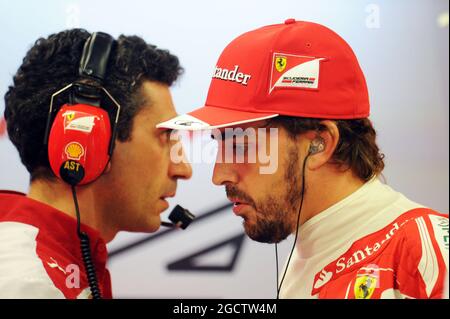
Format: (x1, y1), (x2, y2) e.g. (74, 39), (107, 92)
(0, 0), (448, 298)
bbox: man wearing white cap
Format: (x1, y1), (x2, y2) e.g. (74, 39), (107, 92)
(158, 19), (448, 299)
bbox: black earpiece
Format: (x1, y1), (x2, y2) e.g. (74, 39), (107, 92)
(308, 137), (325, 155)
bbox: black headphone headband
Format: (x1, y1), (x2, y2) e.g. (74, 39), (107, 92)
(79, 32), (114, 83)
(73, 32), (115, 106)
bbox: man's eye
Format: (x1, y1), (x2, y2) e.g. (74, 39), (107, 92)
(159, 129), (172, 142)
(162, 129), (174, 138)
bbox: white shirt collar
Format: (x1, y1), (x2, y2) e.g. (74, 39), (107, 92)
(296, 178), (401, 258)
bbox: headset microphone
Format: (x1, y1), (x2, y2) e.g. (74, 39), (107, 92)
(161, 205), (195, 229)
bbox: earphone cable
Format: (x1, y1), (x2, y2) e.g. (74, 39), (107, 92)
(275, 243), (279, 299)
(276, 152), (310, 298)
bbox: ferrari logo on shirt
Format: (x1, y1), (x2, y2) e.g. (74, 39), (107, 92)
(354, 274), (377, 299)
(275, 56), (287, 72)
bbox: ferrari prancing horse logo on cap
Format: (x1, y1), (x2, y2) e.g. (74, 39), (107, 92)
(270, 53), (326, 93)
(275, 56), (287, 72)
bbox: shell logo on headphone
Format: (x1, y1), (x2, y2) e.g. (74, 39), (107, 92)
(65, 142), (85, 160)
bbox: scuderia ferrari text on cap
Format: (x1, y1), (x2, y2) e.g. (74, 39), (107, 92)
(157, 19), (370, 131)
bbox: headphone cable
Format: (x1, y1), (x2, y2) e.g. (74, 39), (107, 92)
(71, 185), (102, 299)
(276, 152), (310, 299)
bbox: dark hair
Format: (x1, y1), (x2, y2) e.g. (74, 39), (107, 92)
(267, 116), (385, 181)
(4, 29), (183, 181)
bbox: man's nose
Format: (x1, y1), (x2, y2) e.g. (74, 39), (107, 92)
(212, 161), (238, 186)
(169, 146), (192, 180)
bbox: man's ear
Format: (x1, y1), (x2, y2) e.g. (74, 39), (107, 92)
(306, 120), (340, 171)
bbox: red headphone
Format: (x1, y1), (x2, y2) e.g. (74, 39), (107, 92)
(43, 32), (120, 186)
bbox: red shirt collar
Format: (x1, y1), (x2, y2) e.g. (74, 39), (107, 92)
(0, 190), (108, 264)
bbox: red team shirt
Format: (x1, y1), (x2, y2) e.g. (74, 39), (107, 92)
(280, 179), (449, 299)
(0, 191), (112, 298)
(312, 209), (448, 298)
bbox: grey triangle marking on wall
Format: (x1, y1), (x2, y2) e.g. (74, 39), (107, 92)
(167, 233), (246, 272)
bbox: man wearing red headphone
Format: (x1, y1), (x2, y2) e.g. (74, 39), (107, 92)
(1, 30), (192, 298)
(158, 19), (449, 299)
